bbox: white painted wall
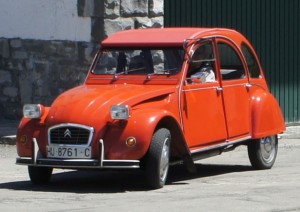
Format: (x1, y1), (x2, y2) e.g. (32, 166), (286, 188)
(0, 0), (91, 41)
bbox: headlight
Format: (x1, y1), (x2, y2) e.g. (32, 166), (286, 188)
(23, 104), (43, 119)
(110, 105), (130, 120)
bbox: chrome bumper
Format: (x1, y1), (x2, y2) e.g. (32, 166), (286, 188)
(16, 138), (140, 169)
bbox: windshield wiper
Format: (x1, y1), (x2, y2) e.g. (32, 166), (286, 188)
(145, 68), (178, 80)
(113, 67), (147, 79)
(146, 72), (155, 80)
(113, 67), (178, 80)
(126, 67), (147, 74)
(113, 71), (125, 80)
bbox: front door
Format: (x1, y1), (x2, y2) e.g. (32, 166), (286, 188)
(181, 40), (227, 149)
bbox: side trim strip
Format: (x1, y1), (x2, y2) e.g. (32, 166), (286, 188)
(182, 86), (219, 92)
(191, 136), (251, 154)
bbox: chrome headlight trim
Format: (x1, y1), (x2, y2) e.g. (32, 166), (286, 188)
(110, 105), (130, 120)
(23, 104), (42, 119)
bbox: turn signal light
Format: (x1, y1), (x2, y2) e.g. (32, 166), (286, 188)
(126, 137), (136, 147)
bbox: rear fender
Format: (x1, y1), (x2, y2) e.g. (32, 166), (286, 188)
(250, 90), (285, 138)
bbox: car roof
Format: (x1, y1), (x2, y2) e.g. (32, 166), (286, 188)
(101, 28), (245, 48)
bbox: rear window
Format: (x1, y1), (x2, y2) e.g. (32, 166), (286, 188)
(241, 43), (262, 78)
(218, 42), (246, 80)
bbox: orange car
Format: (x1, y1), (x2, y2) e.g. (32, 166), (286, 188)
(16, 28), (285, 189)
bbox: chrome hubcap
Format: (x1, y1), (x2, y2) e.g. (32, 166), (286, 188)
(260, 136), (276, 163)
(160, 137), (170, 182)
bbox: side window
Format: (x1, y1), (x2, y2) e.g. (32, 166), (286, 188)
(241, 43), (261, 78)
(218, 42), (246, 80)
(187, 42), (216, 83)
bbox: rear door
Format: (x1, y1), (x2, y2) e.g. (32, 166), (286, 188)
(216, 39), (251, 140)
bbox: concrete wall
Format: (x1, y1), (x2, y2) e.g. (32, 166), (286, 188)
(0, 0), (164, 119)
(0, 0), (91, 41)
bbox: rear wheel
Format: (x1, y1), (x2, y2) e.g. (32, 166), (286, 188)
(247, 135), (278, 170)
(28, 166), (53, 184)
(145, 128), (171, 189)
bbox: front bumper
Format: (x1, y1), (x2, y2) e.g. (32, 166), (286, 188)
(16, 138), (140, 169)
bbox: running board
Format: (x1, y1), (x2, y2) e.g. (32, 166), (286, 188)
(190, 136), (251, 161)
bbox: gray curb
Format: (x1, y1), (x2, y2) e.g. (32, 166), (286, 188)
(0, 135), (16, 145)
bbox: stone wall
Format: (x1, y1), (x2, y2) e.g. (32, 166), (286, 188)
(0, 38), (95, 119)
(79, 0), (164, 41)
(0, 0), (164, 119)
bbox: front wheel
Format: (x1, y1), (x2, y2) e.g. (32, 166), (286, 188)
(247, 135), (278, 170)
(28, 166), (53, 184)
(145, 128), (171, 189)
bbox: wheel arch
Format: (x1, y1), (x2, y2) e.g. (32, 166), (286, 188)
(125, 109), (194, 170)
(155, 116), (192, 163)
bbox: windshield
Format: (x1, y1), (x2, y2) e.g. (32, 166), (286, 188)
(91, 48), (184, 75)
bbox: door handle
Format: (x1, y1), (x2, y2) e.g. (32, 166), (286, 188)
(216, 87), (223, 94)
(245, 83), (252, 91)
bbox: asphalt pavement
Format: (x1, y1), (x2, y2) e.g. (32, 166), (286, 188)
(0, 119), (299, 145)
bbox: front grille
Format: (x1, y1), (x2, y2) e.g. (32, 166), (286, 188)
(49, 125), (93, 145)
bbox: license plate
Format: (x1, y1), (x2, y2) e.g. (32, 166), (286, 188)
(47, 145), (91, 159)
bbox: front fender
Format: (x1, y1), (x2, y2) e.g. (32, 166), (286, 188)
(16, 118), (48, 157)
(16, 107), (50, 157)
(104, 109), (178, 160)
(251, 90), (285, 138)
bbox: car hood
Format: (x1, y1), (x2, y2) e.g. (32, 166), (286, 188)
(46, 84), (175, 127)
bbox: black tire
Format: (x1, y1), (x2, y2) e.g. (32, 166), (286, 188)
(247, 135), (278, 170)
(28, 166), (53, 184)
(145, 128), (171, 189)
